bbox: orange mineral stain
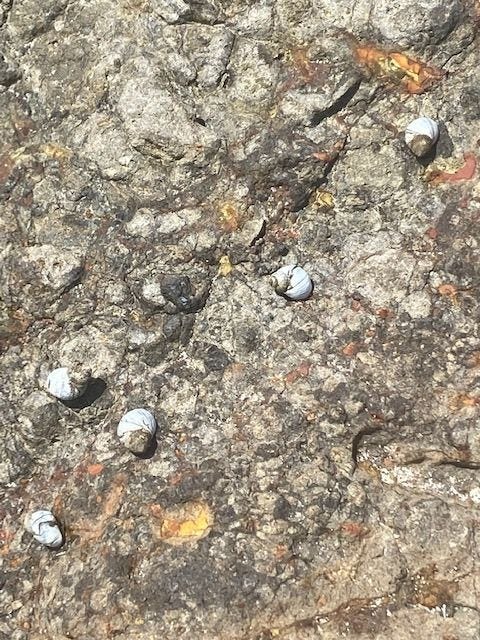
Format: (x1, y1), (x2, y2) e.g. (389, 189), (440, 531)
(355, 44), (443, 94)
(428, 152), (477, 184)
(284, 360), (312, 384)
(87, 463), (104, 476)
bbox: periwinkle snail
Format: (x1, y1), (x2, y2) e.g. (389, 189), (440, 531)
(25, 510), (63, 549)
(46, 367), (90, 401)
(270, 265), (313, 301)
(117, 408), (157, 454)
(404, 116), (439, 157)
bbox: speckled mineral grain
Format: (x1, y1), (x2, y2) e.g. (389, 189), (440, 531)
(1, 1), (480, 639)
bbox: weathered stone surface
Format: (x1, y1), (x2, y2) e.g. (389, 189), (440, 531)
(1, 1), (480, 639)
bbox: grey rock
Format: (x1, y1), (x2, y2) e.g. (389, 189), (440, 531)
(1, 0), (480, 638)
(370, 0), (462, 49)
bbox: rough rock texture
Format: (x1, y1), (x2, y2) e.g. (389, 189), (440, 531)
(1, 1), (480, 639)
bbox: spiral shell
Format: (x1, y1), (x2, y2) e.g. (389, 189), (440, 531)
(270, 265), (313, 301)
(25, 510), (63, 548)
(404, 116), (439, 157)
(117, 408), (157, 454)
(46, 367), (89, 401)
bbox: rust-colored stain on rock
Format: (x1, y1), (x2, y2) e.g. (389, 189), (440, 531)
(427, 152), (477, 184)
(355, 44), (443, 93)
(284, 360), (312, 384)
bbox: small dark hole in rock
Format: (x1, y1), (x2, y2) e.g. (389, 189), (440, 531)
(194, 117), (207, 127)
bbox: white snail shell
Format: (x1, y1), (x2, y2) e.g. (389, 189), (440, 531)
(117, 408), (157, 454)
(46, 367), (89, 401)
(404, 116), (439, 157)
(270, 265), (313, 301)
(25, 510), (63, 548)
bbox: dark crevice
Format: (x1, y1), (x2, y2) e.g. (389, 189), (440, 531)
(310, 78), (362, 126)
(249, 219), (266, 247)
(60, 266), (85, 296)
(434, 459), (480, 470)
(352, 426), (383, 468)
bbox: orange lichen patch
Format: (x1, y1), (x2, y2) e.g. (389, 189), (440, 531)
(218, 255), (233, 276)
(87, 463), (104, 476)
(342, 341), (361, 357)
(340, 521), (370, 538)
(284, 360), (312, 384)
(355, 44), (443, 93)
(151, 500), (214, 546)
(218, 202), (244, 232)
(427, 152), (477, 184)
(449, 393), (480, 412)
(438, 283), (459, 304)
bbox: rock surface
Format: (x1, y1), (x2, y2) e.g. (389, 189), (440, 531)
(1, 1), (480, 639)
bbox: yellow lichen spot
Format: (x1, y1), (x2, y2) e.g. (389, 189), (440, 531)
(218, 202), (242, 232)
(153, 501), (214, 546)
(312, 189), (334, 210)
(39, 143), (72, 160)
(218, 255), (233, 276)
(10, 146), (27, 161)
(269, 105), (278, 118)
